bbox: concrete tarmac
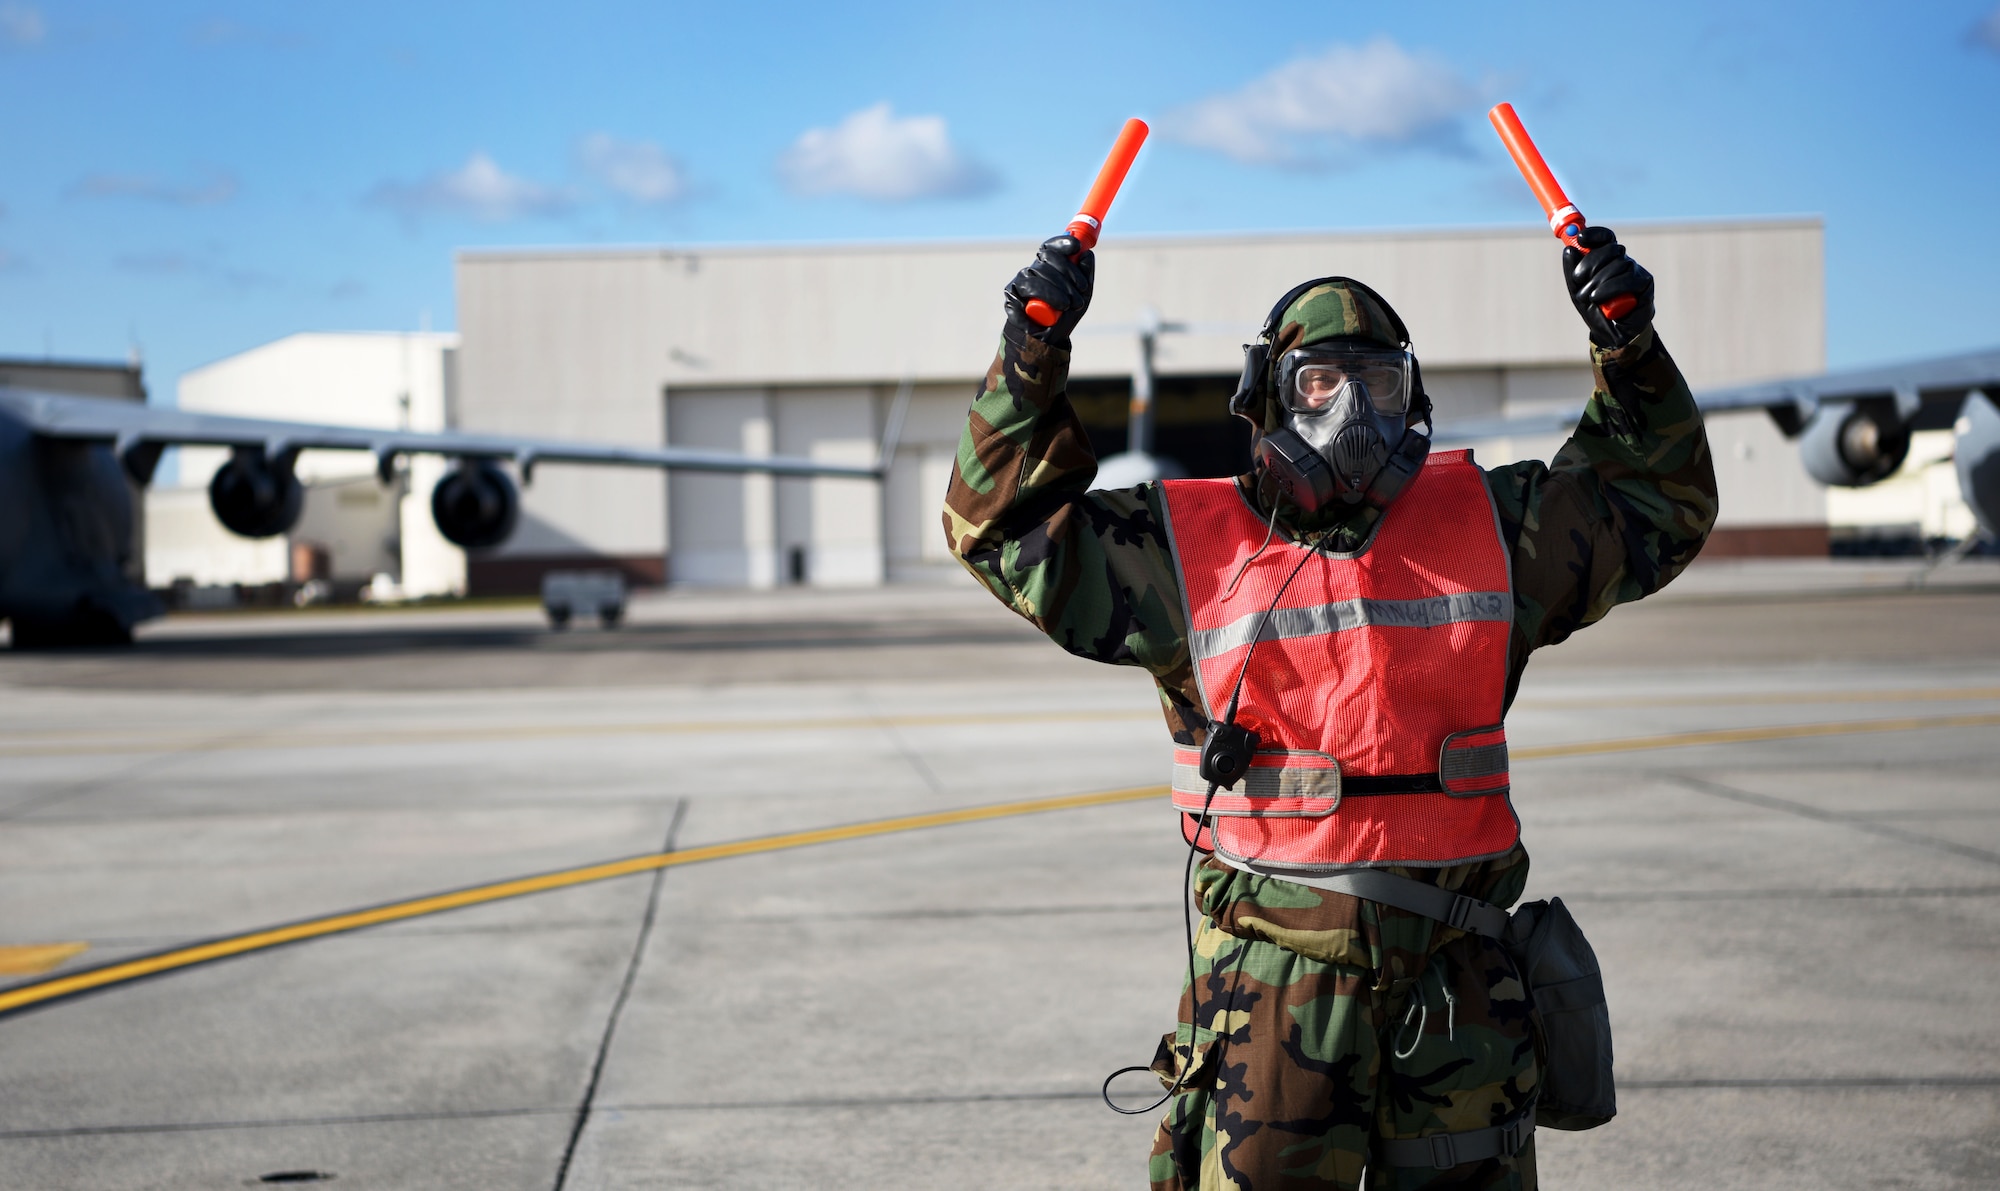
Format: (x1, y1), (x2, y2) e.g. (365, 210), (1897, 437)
(1, 560), (1996, 1189)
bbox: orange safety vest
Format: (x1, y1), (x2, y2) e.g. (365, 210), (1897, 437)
(1159, 450), (1519, 872)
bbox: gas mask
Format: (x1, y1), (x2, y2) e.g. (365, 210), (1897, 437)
(1252, 344), (1431, 513)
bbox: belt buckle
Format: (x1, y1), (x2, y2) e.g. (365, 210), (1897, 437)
(1426, 1134), (1457, 1169)
(1498, 1115), (1527, 1156)
(1446, 893), (1475, 931)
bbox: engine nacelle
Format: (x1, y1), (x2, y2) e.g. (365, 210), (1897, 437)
(209, 448), (304, 538)
(1798, 399), (1911, 487)
(431, 461), (518, 549)
(1957, 390), (2000, 540)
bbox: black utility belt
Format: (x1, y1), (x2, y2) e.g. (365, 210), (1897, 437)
(1193, 724), (1512, 799)
(1334, 773), (1445, 795)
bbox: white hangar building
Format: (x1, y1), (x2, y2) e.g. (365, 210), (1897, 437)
(450, 218), (1831, 594)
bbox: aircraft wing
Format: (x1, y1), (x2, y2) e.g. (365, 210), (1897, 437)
(1688, 346), (2000, 430)
(1431, 345), (2000, 445)
(0, 387), (884, 481)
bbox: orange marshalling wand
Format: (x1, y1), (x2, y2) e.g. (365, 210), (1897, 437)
(1488, 103), (1637, 320)
(1024, 118), (1150, 327)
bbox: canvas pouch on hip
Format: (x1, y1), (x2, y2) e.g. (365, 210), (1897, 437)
(1504, 896), (1616, 1130)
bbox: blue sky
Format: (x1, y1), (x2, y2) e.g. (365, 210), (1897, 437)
(2, 0), (1998, 399)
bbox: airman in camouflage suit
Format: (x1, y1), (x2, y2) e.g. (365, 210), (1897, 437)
(944, 230), (1715, 1189)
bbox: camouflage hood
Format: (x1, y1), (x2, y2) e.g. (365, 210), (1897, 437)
(1249, 279), (1414, 434)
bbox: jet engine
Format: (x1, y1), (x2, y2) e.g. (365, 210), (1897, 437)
(209, 448), (304, 538)
(431, 461), (518, 549)
(1956, 390), (2000, 539)
(1798, 399), (1911, 487)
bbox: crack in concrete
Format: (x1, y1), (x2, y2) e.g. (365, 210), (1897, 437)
(549, 798), (686, 1191)
(1669, 773), (2000, 868)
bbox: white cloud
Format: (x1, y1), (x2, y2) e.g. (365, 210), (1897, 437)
(1163, 38), (1482, 167)
(366, 152), (574, 223)
(776, 102), (997, 202)
(1971, 6), (2000, 53)
(69, 170), (239, 206)
(578, 133), (689, 205)
(0, 4), (44, 46)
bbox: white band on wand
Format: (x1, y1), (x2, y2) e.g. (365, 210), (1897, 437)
(1547, 205), (1582, 235)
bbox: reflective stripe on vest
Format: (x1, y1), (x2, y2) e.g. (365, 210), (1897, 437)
(1160, 451), (1520, 871)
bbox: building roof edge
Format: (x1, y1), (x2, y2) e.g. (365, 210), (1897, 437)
(455, 215), (1827, 264)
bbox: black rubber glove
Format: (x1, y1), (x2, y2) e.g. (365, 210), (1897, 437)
(1003, 235), (1094, 348)
(1563, 226), (1655, 350)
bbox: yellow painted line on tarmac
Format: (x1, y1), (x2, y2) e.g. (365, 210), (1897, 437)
(13, 684), (2000, 758)
(0, 943), (89, 975)
(6, 707), (1999, 1019)
(0, 784), (1169, 1019)
(0, 708), (1159, 759)
(1511, 711), (2000, 760)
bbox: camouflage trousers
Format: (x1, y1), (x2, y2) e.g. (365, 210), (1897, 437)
(1146, 913), (1538, 1190)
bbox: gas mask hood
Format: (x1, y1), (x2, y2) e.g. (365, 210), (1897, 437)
(1229, 279), (1432, 513)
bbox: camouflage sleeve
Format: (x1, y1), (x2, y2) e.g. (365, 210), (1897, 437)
(1487, 326), (1718, 697)
(942, 326), (1205, 732)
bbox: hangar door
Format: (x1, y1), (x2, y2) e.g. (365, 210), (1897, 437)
(666, 386), (882, 588)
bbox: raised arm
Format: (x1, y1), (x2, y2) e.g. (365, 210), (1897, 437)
(1489, 227), (1719, 692)
(941, 237), (1197, 699)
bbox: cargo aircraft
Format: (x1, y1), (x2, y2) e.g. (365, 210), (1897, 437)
(0, 381), (903, 647)
(3, 346), (1996, 648)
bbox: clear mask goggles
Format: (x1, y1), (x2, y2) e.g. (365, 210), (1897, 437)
(1274, 346), (1413, 418)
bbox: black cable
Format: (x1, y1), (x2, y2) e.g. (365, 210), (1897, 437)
(1102, 525), (1331, 1116)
